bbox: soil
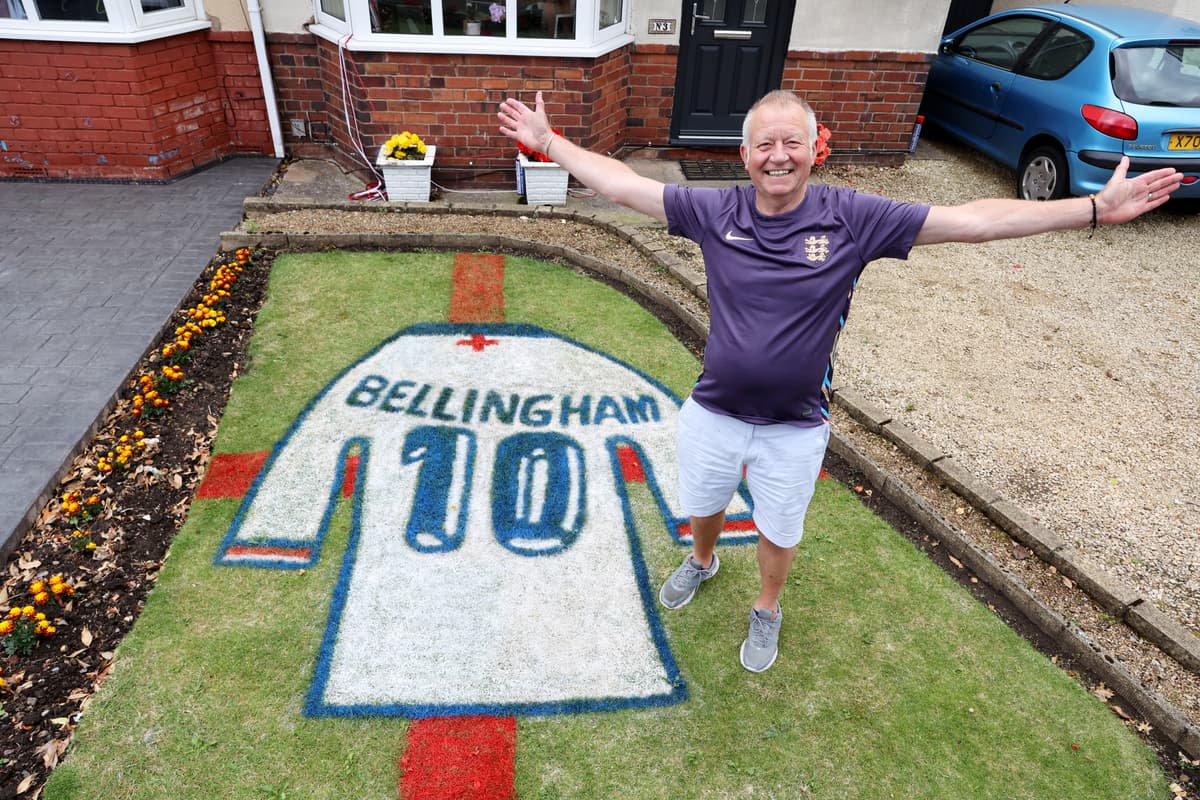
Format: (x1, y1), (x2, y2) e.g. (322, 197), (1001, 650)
(1, 242), (1196, 798)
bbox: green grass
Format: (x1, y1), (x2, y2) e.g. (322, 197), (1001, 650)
(44, 250), (1168, 799)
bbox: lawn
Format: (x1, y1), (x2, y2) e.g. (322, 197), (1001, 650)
(43, 250), (1168, 800)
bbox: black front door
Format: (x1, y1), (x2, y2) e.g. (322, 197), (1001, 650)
(670, 0), (795, 145)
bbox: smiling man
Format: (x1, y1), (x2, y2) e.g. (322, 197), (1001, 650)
(498, 89), (1181, 673)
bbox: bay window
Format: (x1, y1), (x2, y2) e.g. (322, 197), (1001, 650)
(0, 0), (207, 41)
(311, 0), (629, 55)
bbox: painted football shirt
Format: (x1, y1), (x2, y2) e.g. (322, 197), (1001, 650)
(214, 323), (752, 718)
(664, 182), (930, 426)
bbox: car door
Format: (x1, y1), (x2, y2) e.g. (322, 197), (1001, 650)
(927, 14), (1056, 146)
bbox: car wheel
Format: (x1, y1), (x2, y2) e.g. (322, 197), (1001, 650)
(1018, 146), (1069, 201)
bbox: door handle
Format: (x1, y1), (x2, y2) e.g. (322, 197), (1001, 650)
(990, 81), (1002, 90)
(691, 1), (710, 34)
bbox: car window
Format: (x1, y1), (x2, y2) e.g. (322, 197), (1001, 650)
(1113, 44), (1200, 108)
(952, 15), (1052, 71)
(1021, 25), (1093, 80)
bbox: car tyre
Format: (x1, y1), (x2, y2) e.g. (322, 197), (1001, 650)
(1018, 145), (1069, 201)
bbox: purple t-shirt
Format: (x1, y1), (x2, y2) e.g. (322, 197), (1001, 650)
(664, 182), (930, 426)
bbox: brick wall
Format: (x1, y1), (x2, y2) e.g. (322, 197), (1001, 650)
(267, 38), (633, 187)
(0, 30), (931, 183)
(267, 37), (932, 182)
(0, 31), (269, 181)
(784, 50), (934, 165)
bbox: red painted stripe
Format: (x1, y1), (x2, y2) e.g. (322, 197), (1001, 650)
(400, 716), (517, 800)
(197, 451), (268, 499)
(341, 455), (361, 498)
(224, 545), (312, 561)
(198, 452), (361, 499)
(449, 254), (506, 323)
(616, 445), (645, 483)
(676, 517), (758, 537)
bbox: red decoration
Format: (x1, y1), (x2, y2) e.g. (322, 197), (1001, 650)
(517, 128), (564, 163)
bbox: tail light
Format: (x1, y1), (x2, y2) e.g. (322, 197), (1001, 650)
(1081, 104), (1138, 140)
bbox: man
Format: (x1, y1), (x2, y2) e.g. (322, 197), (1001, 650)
(497, 89), (1181, 673)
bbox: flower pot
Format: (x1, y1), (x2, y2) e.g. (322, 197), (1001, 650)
(376, 144), (436, 202)
(465, 20), (482, 34)
(517, 153), (569, 205)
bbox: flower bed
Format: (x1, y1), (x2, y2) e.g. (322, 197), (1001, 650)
(0, 249), (272, 797)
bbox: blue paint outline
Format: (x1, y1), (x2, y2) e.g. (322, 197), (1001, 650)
(213, 322), (759, 718)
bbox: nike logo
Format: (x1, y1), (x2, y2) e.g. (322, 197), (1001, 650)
(724, 231), (754, 242)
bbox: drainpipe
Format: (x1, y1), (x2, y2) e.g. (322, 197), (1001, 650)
(246, 0), (286, 158)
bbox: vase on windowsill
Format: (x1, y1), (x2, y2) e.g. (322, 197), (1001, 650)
(516, 152), (569, 205)
(376, 144), (436, 202)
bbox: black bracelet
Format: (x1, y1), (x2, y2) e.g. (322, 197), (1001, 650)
(1088, 193), (1097, 238)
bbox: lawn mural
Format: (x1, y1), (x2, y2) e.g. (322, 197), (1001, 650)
(202, 255), (759, 721)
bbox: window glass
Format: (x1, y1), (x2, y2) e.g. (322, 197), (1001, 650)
(741, 0), (764, 25)
(1114, 44), (1200, 107)
(512, 0), (571, 38)
(1, 0), (27, 18)
(440, 0), (508, 35)
(141, 0), (183, 10)
(699, 0), (723, 24)
(954, 15), (1049, 70)
(597, 0), (617, 28)
(34, 0), (108, 20)
(323, 0), (346, 20)
(371, 0), (432, 32)
(1021, 26), (1091, 80)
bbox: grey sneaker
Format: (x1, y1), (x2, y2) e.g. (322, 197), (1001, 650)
(740, 606), (782, 673)
(658, 553), (719, 609)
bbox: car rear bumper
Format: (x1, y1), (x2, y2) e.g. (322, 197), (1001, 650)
(1072, 150), (1200, 198)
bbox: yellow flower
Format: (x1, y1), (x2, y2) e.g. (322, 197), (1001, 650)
(21, 606), (36, 619)
(7, 608), (21, 620)
(33, 591), (49, 605)
(30, 581), (45, 594)
(0, 620), (13, 635)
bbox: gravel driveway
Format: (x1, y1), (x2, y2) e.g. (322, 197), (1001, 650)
(823, 134), (1199, 641)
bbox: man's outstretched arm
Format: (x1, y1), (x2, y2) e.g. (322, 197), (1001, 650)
(915, 157), (1183, 245)
(498, 91), (668, 222)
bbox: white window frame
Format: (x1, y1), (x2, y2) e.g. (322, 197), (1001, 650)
(310, 0), (631, 57)
(0, 0), (209, 43)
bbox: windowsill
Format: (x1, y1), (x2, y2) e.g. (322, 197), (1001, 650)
(0, 17), (209, 42)
(307, 20), (631, 57)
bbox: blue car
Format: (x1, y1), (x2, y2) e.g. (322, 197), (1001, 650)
(920, 3), (1200, 200)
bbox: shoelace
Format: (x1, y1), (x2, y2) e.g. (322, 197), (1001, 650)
(748, 612), (776, 648)
(672, 561), (702, 588)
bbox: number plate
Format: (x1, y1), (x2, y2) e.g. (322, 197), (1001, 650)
(1168, 132), (1200, 150)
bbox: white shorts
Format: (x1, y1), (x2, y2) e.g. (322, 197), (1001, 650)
(676, 397), (830, 549)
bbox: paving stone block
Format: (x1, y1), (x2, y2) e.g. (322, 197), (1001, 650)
(1060, 551), (1142, 616)
(985, 499), (1066, 562)
(1125, 602), (1200, 674)
(879, 420), (943, 467)
(928, 456), (1002, 509)
(833, 388), (892, 433)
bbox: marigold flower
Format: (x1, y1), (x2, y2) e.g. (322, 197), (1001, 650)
(0, 620), (13, 635)
(7, 608), (21, 620)
(30, 581), (45, 594)
(21, 606), (36, 619)
(33, 591), (49, 605)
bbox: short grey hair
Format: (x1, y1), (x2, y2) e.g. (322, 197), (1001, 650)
(741, 90), (818, 147)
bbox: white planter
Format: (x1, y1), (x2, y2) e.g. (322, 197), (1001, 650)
(377, 144), (435, 202)
(517, 153), (569, 205)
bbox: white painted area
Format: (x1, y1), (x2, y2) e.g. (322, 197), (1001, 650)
(219, 325), (753, 714)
